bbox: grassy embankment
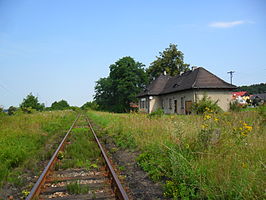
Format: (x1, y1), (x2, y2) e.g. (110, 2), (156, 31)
(0, 111), (76, 190)
(87, 107), (266, 199)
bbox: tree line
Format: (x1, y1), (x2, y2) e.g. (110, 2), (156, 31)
(234, 83), (266, 94)
(1, 92), (100, 116)
(3, 93), (75, 115)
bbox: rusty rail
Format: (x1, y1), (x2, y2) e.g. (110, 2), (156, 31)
(86, 117), (129, 200)
(26, 114), (80, 200)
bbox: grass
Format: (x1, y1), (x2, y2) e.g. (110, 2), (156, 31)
(0, 111), (76, 190)
(87, 107), (266, 199)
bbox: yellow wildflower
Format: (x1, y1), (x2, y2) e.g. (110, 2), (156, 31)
(201, 124), (208, 129)
(244, 125), (252, 132)
(241, 132), (247, 136)
(242, 162), (247, 168)
(204, 114), (211, 120)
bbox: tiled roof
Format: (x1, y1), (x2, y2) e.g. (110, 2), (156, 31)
(232, 91), (248, 97)
(137, 67), (236, 97)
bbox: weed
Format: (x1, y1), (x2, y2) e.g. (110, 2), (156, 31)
(57, 151), (64, 160)
(66, 181), (90, 194)
(118, 165), (126, 171)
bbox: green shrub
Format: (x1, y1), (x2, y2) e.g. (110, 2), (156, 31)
(8, 106), (17, 115)
(192, 94), (222, 114)
(148, 108), (164, 118)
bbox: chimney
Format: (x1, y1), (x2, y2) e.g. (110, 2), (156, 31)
(192, 66), (198, 71)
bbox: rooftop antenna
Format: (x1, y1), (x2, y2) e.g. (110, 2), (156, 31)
(227, 70), (235, 85)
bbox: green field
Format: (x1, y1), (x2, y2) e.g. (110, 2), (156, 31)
(0, 111), (76, 195)
(87, 108), (266, 199)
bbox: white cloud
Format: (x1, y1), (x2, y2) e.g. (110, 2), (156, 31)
(209, 20), (246, 28)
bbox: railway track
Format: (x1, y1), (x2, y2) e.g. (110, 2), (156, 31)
(26, 114), (129, 200)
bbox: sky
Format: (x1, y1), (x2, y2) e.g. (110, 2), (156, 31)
(0, 0), (265, 108)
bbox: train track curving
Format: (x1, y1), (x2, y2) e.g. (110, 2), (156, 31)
(26, 114), (129, 200)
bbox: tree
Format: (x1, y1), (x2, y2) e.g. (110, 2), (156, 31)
(51, 100), (70, 110)
(94, 77), (114, 111)
(94, 56), (148, 113)
(81, 101), (99, 110)
(146, 44), (190, 80)
(20, 93), (44, 112)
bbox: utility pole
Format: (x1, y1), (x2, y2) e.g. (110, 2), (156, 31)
(227, 71), (235, 85)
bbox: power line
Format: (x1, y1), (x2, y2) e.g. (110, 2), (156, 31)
(227, 70), (235, 85)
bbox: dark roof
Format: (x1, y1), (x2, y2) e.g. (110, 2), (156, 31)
(250, 93), (266, 100)
(137, 67), (236, 97)
(137, 74), (171, 97)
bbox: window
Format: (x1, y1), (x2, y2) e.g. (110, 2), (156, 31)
(181, 97), (184, 109)
(169, 98), (172, 109)
(140, 98), (146, 109)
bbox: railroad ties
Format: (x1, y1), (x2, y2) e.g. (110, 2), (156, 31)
(27, 114), (129, 200)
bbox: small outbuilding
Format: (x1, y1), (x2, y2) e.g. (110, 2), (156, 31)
(137, 67), (236, 114)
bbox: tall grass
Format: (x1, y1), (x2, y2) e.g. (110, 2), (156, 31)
(0, 111), (76, 188)
(87, 108), (266, 199)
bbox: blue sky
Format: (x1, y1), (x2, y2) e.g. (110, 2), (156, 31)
(0, 0), (265, 108)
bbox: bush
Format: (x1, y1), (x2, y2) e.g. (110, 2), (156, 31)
(148, 109), (164, 118)
(8, 106), (17, 115)
(192, 95), (222, 114)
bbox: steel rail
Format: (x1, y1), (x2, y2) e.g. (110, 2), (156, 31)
(86, 117), (129, 200)
(26, 114), (80, 200)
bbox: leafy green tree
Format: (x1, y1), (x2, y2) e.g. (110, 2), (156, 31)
(20, 93), (44, 112)
(81, 101), (99, 110)
(51, 100), (70, 110)
(147, 44), (190, 80)
(94, 56), (148, 113)
(94, 77), (114, 111)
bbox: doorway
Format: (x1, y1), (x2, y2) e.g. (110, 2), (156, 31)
(174, 100), (178, 113)
(185, 101), (192, 114)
